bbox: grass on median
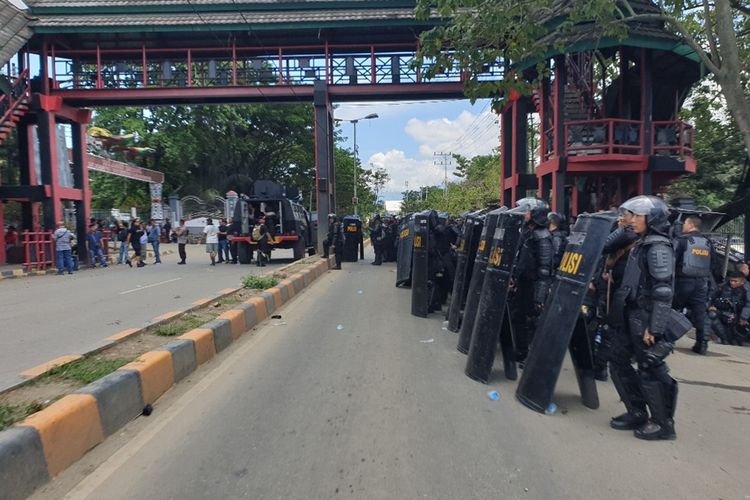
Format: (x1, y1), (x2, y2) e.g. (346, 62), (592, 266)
(242, 274), (279, 290)
(0, 401), (47, 431)
(152, 312), (215, 337)
(38, 356), (135, 385)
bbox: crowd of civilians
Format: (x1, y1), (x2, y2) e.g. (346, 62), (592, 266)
(10, 212), (278, 273)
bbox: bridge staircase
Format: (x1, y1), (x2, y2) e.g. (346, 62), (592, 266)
(0, 69), (30, 145)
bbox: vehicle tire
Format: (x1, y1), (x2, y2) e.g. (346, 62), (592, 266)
(293, 238), (305, 261)
(237, 242), (252, 264)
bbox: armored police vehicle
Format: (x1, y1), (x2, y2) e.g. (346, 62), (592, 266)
(231, 180), (317, 263)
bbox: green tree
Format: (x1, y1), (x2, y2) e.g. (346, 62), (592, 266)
(90, 104), (317, 210)
(400, 154), (500, 214)
(415, 0), (750, 216)
(668, 88), (746, 208)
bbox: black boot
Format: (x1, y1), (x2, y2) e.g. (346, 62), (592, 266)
(609, 368), (648, 430)
(691, 340), (708, 355)
(634, 378), (677, 440)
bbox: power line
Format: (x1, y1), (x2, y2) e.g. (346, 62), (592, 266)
(434, 151), (452, 194)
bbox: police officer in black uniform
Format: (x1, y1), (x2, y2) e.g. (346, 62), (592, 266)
(370, 214), (385, 265)
(672, 215), (713, 354)
(608, 195), (678, 440)
(330, 214), (345, 270)
(509, 198), (553, 363)
(433, 212), (458, 306)
(322, 213), (337, 259)
(547, 211), (568, 271)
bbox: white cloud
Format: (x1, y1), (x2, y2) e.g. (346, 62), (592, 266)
(369, 107), (500, 199)
(368, 149), (445, 195)
(405, 109), (499, 159)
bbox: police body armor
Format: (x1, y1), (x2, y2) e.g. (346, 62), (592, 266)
(411, 211), (433, 317)
(516, 212), (616, 413)
(446, 212), (485, 332)
(456, 208), (506, 353)
(677, 233), (712, 278)
(465, 212), (524, 382)
(396, 216), (415, 287)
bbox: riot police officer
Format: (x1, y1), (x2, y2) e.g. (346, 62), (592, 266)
(608, 195), (678, 441)
(548, 212), (568, 271)
(509, 198), (553, 363)
(329, 214), (345, 270)
(370, 214), (385, 265)
(672, 215), (713, 354)
(322, 213), (337, 259)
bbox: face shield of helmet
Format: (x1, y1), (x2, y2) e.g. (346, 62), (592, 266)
(507, 197), (547, 215)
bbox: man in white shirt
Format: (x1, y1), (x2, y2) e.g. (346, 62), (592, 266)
(203, 217), (219, 266)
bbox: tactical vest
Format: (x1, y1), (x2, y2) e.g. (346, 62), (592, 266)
(678, 234), (711, 278)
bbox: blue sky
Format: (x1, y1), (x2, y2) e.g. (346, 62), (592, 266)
(334, 99), (499, 201)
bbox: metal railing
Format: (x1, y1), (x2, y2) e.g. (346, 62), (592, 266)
(652, 121), (694, 157)
(22, 230), (55, 272)
(0, 68), (30, 128)
(565, 118), (642, 157)
(50, 44), (504, 91)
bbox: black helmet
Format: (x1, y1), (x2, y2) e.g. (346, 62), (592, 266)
(619, 195), (670, 234)
(548, 212), (564, 227)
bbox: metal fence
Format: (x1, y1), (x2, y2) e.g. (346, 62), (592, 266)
(706, 215), (745, 279)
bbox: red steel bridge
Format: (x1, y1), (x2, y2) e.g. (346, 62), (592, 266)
(0, 0), (701, 265)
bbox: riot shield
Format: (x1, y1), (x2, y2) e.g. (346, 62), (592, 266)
(515, 212), (616, 413)
(568, 316), (599, 409)
(446, 213), (484, 332)
(456, 208), (506, 353)
(396, 216), (415, 287)
(411, 211), (431, 317)
(465, 212), (524, 383)
(499, 306), (517, 380)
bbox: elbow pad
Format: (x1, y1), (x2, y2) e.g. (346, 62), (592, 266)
(603, 226), (639, 254)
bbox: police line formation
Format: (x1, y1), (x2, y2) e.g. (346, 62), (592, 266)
(390, 195), (749, 442)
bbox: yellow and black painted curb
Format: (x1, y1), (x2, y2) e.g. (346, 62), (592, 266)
(0, 257), (334, 500)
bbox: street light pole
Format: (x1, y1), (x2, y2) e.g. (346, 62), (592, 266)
(352, 119), (358, 215)
(335, 113), (378, 217)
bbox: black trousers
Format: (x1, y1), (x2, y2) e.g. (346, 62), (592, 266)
(178, 243), (186, 262)
(673, 277), (709, 342)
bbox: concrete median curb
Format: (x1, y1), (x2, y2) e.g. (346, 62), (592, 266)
(0, 256), (332, 500)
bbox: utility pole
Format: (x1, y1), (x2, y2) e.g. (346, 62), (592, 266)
(434, 151), (452, 195)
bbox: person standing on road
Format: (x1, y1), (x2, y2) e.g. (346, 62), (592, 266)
(672, 216), (713, 355)
(369, 214), (385, 266)
(163, 219), (172, 243)
(329, 214), (344, 270)
(608, 195), (678, 441)
(174, 219), (188, 265)
(204, 217), (219, 266)
(218, 218), (230, 263)
(254, 216), (272, 267)
(86, 223), (107, 268)
(116, 221), (129, 265)
(126, 217), (141, 267)
(147, 219), (162, 264)
(54, 221), (75, 275)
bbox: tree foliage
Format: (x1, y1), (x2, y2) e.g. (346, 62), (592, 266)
(668, 87), (746, 208)
(401, 154), (500, 214)
(415, 0), (750, 212)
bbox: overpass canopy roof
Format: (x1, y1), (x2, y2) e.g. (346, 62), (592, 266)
(26, 0), (429, 49)
(0, 0), (33, 68)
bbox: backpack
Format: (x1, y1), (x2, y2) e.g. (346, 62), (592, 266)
(252, 225), (262, 241)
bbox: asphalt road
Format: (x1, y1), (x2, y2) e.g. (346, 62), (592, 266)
(31, 253), (750, 500)
(0, 244), (297, 392)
